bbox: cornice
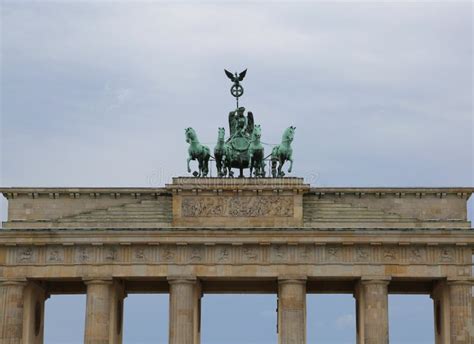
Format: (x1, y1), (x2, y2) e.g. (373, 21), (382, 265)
(1, 185), (472, 200)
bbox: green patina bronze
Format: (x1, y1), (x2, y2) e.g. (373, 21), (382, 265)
(185, 69), (295, 178)
(185, 127), (210, 177)
(271, 126), (295, 177)
(249, 124), (265, 177)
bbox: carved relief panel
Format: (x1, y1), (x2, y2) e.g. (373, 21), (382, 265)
(46, 246), (65, 263)
(181, 196), (294, 217)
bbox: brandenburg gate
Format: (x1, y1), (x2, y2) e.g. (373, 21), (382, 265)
(0, 178), (473, 343)
(1, 71), (473, 343)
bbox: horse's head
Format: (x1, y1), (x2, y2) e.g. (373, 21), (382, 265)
(282, 126), (295, 143)
(252, 124), (262, 140)
(217, 127), (225, 141)
(185, 127), (197, 143)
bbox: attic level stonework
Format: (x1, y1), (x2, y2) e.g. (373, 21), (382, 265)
(0, 178), (473, 344)
(1, 178), (472, 230)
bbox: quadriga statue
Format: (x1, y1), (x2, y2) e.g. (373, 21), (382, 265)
(185, 69), (296, 178)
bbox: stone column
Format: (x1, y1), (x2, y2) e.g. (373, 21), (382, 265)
(0, 279), (27, 344)
(359, 278), (390, 344)
(354, 283), (365, 344)
(472, 292), (474, 343)
(23, 282), (48, 344)
(278, 277), (306, 344)
(431, 280), (451, 344)
(168, 277), (200, 344)
(448, 280), (473, 344)
(84, 279), (113, 344)
(109, 280), (126, 344)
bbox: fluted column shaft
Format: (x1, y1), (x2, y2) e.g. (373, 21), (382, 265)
(360, 279), (389, 344)
(84, 279), (113, 344)
(23, 282), (48, 344)
(448, 281), (473, 344)
(278, 278), (306, 344)
(0, 280), (27, 344)
(168, 278), (200, 344)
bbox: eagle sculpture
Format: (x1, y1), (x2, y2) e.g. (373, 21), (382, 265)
(224, 69), (247, 83)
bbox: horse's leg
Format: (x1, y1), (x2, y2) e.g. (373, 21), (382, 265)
(288, 158), (293, 174)
(198, 159), (203, 177)
(249, 154), (254, 177)
(278, 159), (284, 177)
(271, 160), (277, 178)
(259, 159), (265, 177)
(215, 155), (222, 177)
(201, 159), (207, 177)
(187, 157), (192, 173)
(219, 153), (225, 177)
(204, 157), (209, 177)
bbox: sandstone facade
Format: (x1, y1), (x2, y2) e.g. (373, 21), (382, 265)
(0, 178), (472, 343)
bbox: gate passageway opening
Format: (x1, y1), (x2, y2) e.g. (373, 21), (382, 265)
(44, 295), (85, 344)
(123, 294), (169, 344)
(201, 294), (277, 344)
(389, 295), (434, 344)
(307, 294), (356, 344)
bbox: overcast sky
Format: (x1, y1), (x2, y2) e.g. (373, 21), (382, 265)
(1, 1), (472, 343)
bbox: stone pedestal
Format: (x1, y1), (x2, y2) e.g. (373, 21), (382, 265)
(84, 279), (125, 344)
(168, 277), (200, 344)
(448, 280), (473, 344)
(278, 277), (306, 344)
(359, 278), (390, 344)
(23, 282), (48, 344)
(0, 279), (27, 344)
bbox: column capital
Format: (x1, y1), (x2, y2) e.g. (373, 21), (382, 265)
(360, 276), (391, 286)
(167, 275), (197, 285)
(83, 277), (113, 286)
(447, 279), (474, 287)
(0, 277), (28, 287)
(278, 276), (307, 285)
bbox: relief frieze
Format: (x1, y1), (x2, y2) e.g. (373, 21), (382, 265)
(17, 246), (36, 264)
(133, 247), (148, 262)
(75, 246), (94, 264)
(181, 196), (294, 217)
(325, 246), (339, 262)
(160, 246), (177, 263)
(355, 246), (370, 262)
(383, 247), (397, 262)
(409, 247), (426, 263)
(188, 246), (204, 263)
(271, 244), (288, 262)
(6, 243), (467, 266)
(439, 247), (454, 263)
(47, 246), (64, 263)
(241, 246), (260, 263)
